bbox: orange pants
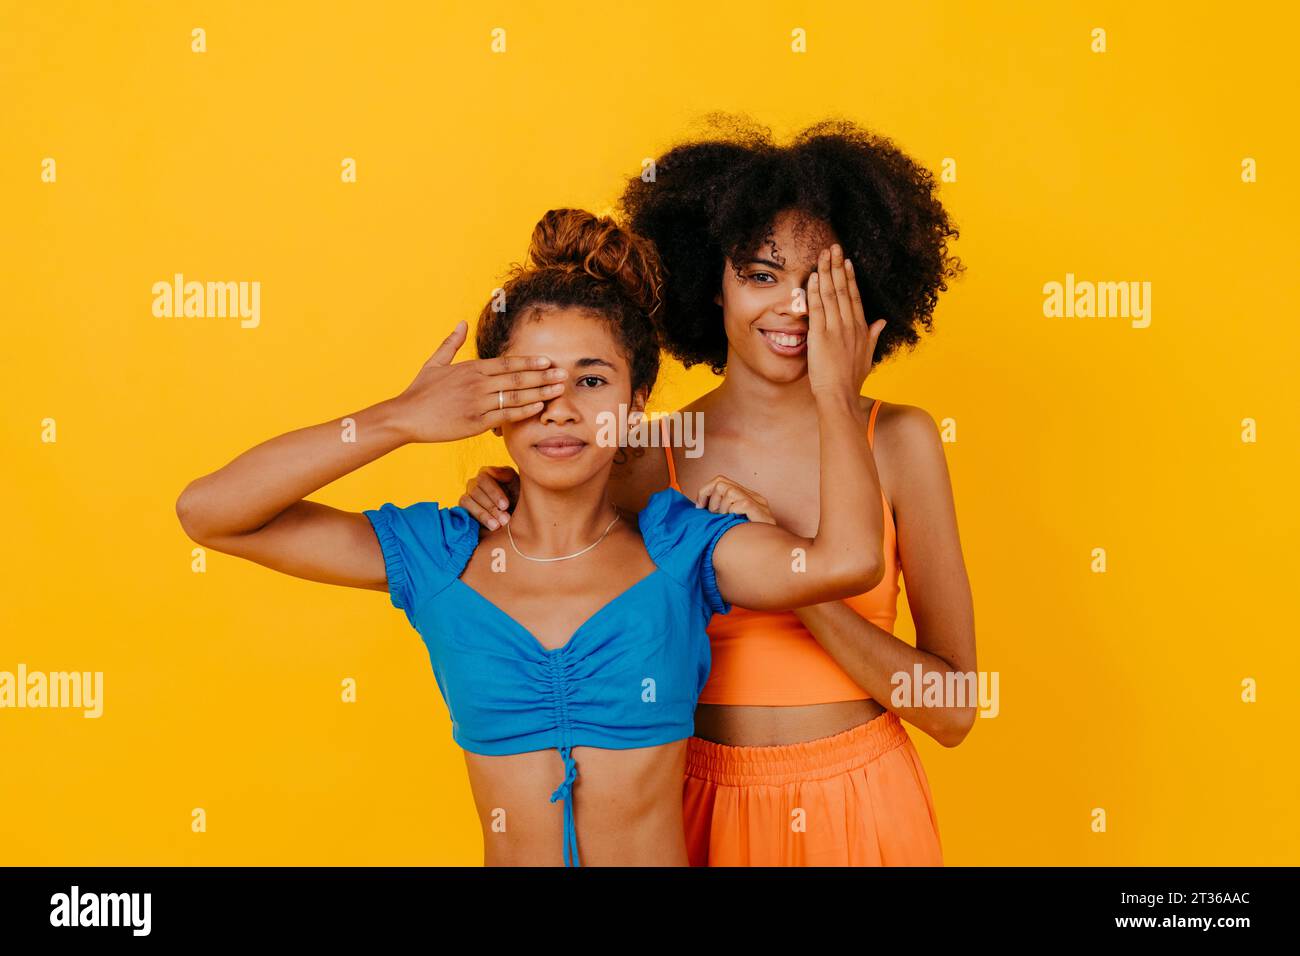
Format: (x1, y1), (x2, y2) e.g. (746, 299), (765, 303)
(682, 710), (943, 866)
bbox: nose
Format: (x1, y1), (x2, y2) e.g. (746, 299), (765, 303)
(539, 385), (580, 425)
(777, 277), (811, 318)
(790, 286), (809, 316)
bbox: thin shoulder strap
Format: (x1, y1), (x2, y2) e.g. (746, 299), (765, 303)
(659, 416), (682, 492)
(867, 397), (883, 450)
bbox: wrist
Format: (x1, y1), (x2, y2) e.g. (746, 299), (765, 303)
(812, 387), (869, 422)
(372, 395), (417, 446)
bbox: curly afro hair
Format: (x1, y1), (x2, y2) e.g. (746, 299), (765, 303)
(618, 114), (964, 375)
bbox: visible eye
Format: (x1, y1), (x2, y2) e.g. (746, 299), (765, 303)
(576, 375), (607, 388)
(744, 271), (777, 284)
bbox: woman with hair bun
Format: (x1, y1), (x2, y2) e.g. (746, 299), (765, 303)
(175, 207), (887, 866)
(464, 118), (975, 866)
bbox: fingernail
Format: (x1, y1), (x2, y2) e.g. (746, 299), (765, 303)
(498, 499), (508, 510)
(499, 513), (509, 524)
(487, 519), (499, 530)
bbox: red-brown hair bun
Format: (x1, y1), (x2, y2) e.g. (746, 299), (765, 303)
(526, 208), (663, 318)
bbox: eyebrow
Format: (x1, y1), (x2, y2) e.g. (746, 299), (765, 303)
(574, 357), (616, 370)
(741, 257), (786, 270)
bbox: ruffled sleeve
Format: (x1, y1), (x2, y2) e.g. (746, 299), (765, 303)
(362, 501), (479, 612)
(639, 487), (749, 615)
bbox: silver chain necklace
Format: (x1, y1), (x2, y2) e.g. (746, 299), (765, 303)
(506, 512), (622, 563)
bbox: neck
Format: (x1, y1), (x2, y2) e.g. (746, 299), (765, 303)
(710, 349), (821, 429)
(508, 472), (620, 557)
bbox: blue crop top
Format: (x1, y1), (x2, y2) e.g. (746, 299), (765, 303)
(363, 487), (748, 867)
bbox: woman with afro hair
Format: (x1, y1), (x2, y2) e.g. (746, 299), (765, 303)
(461, 116), (975, 866)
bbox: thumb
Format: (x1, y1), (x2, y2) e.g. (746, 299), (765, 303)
(429, 320), (468, 367)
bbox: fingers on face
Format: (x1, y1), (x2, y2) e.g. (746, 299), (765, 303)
(489, 354), (552, 376)
(501, 382), (565, 408)
(806, 265), (827, 332)
(479, 368), (565, 427)
(817, 247), (841, 327)
(483, 402), (545, 429)
(830, 246), (854, 326)
(487, 366), (567, 393)
(845, 258), (865, 324)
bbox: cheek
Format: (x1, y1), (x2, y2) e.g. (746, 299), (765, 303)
(553, 384), (625, 430)
(499, 423), (526, 456)
(722, 281), (773, 330)
(719, 280), (745, 317)
(585, 385), (632, 420)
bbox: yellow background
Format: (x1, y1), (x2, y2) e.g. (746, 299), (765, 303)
(2, 1), (1296, 865)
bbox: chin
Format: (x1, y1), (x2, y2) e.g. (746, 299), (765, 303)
(514, 448), (614, 492)
(748, 350), (808, 385)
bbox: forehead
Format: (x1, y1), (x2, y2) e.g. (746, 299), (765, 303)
(755, 209), (838, 270)
(503, 306), (625, 367)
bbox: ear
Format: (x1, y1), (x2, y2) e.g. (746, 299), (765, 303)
(626, 388), (649, 430)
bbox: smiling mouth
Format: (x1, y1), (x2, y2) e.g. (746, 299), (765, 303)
(758, 329), (808, 355)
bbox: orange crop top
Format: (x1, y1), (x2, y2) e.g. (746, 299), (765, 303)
(659, 398), (900, 705)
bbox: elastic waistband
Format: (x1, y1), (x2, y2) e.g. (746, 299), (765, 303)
(685, 711), (909, 786)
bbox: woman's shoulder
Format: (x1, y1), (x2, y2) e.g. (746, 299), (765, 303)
(635, 486), (747, 614)
(636, 486), (746, 557)
(865, 397), (942, 448)
(634, 485), (689, 532)
(365, 500), (481, 569)
(860, 397), (948, 511)
(363, 500), (482, 611)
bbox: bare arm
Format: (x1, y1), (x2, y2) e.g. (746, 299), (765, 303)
(174, 322), (567, 592)
(175, 398), (411, 591)
(792, 405), (978, 748)
(709, 392), (883, 609)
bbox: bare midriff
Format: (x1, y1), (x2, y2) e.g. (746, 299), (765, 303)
(463, 739), (690, 866)
(693, 698), (887, 747)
